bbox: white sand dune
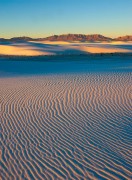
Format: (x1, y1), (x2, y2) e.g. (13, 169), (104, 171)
(110, 41), (132, 45)
(72, 45), (132, 53)
(32, 40), (72, 45)
(0, 41), (132, 56)
(1, 73), (132, 179)
(0, 45), (55, 56)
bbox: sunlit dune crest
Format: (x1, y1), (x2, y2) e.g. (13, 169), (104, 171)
(0, 45), (55, 56)
(33, 40), (132, 45)
(76, 45), (131, 53)
(30, 40), (72, 45)
(110, 41), (132, 45)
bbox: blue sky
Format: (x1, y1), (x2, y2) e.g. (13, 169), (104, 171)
(0, 0), (132, 38)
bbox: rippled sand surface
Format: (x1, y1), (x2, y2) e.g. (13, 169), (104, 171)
(1, 72), (132, 179)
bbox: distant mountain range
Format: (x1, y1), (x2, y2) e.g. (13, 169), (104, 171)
(0, 34), (132, 42)
(114, 35), (132, 41)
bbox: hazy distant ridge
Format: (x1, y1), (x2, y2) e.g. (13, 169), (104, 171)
(0, 34), (132, 42)
(114, 35), (132, 41)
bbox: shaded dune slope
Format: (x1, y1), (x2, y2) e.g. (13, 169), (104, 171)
(1, 73), (132, 179)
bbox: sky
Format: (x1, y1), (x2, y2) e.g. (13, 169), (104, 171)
(0, 0), (132, 38)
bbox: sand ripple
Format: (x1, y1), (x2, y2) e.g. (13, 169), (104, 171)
(1, 73), (132, 179)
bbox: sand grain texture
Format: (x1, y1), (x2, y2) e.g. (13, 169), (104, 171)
(1, 73), (132, 180)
